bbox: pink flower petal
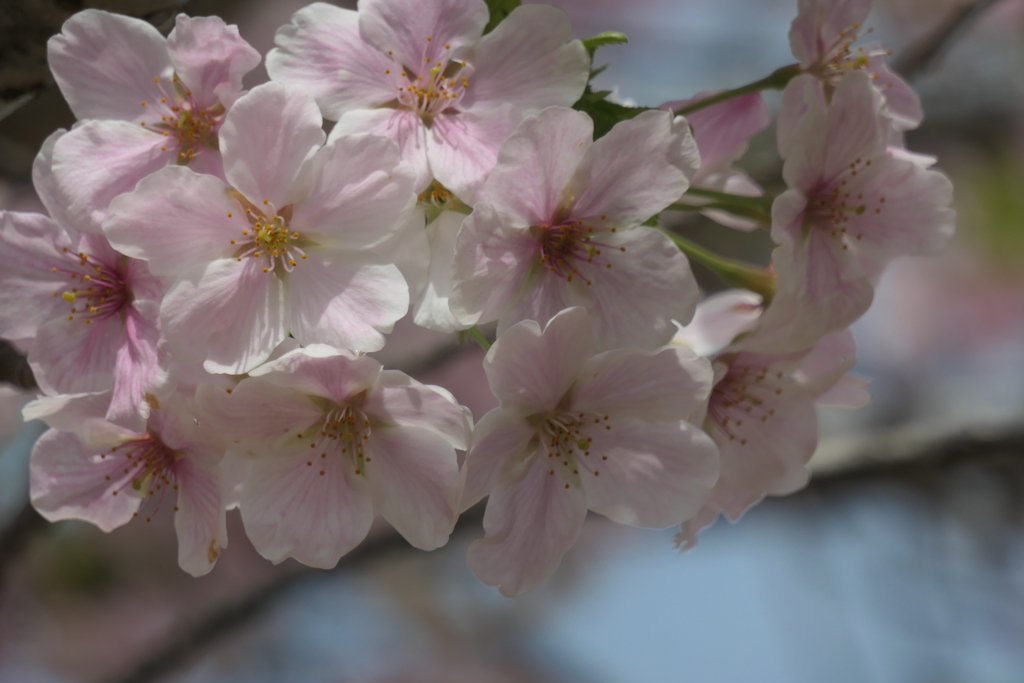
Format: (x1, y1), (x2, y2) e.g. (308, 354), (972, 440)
(166, 15), (259, 110)
(105, 166), (247, 277)
(427, 105), (520, 201)
(777, 74), (825, 159)
(358, 0), (488, 74)
(48, 9), (171, 122)
(0, 212), (78, 345)
(240, 435), (374, 568)
(448, 203), (539, 326)
(479, 106), (593, 226)
(266, 3), (396, 118)
(364, 370), (472, 449)
(461, 407), (535, 511)
(788, 0), (872, 68)
(413, 210), (468, 333)
(331, 108), (430, 192)
(162, 259), (287, 374)
(196, 378), (323, 457)
(105, 306), (167, 431)
(284, 250), (409, 353)
(51, 121), (177, 235)
(467, 451), (587, 597)
(838, 153), (956, 260)
(577, 226), (699, 348)
(291, 133), (416, 250)
(571, 347), (714, 423)
(30, 313), (124, 397)
(174, 455), (228, 576)
(663, 92), (770, 183)
(581, 419), (719, 528)
(570, 110), (699, 227)
(30, 428), (140, 532)
(365, 425), (462, 550)
(704, 369), (818, 520)
(32, 129), (76, 231)
(248, 345), (380, 404)
(484, 307), (594, 416)
(219, 83), (326, 209)
(673, 289), (764, 357)
(462, 5), (588, 113)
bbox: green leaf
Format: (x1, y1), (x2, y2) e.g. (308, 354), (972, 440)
(572, 86), (653, 139)
(484, 0), (520, 33)
(581, 31), (628, 59)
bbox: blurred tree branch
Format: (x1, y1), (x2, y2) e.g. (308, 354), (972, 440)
(893, 0), (1003, 79)
(0, 502), (46, 592)
(102, 505), (486, 683)
(101, 422), (1024, 683)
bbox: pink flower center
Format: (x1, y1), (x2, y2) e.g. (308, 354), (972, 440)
(139, 74), (225, 163)
(806, 157), (886, 247)
(531, 218), (625, 286)
(534, 411), (612, 487)
(707, 361), (784, 446)
(297, 404), (373, 477)
(53, 248), (130, 326)
(812, 21), (895, 92)
(228, 198), (308, 275)
(383, 40), (469, 123)
(100, 434), (180, 522)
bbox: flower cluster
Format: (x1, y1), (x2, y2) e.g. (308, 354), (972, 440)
(2, 0), (953, 595)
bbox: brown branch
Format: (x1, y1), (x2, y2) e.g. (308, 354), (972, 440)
(892, 0), (1003, 79)
(0, 502), (46, 591)
(103, 422), (1024, 683)
(810, 422), (1024, 488)
(101, 505), (485, 683)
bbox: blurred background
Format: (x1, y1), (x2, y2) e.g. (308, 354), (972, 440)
(2, 0), (1024, 681)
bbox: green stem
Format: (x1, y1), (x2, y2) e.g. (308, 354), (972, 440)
(669, 200), (772, 226)
(684, 188), (775, 213)
(467, 326), (492, 351)
(674, 63), (803, 116)
(662, 230), (775, 302)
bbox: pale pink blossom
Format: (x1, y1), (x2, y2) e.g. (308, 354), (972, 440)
(104, 82), (416, 375)
(449, 107), (702, 350)
(779, 0), (921, 156)
(266, 0), (590, 198)
(672, 289), (764, 357)
(755, 72), (954, 353)
(463, 307), (718, 596)
(413, 209), (469, 333)
(662, 92), (770, 231)
(47, 11), (260, 232)
(0, 137), (168, 429)
(196, 345), (472, 567)
(26, 390), (227, 576)
(673, 300), (868, 549)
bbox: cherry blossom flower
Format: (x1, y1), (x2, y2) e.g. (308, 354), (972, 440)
(755, 72), (954, 353)
(196, 345), (472, 568)
(672, 298), (869, 549)
(662, 92), (770, 230)
(449, 107), (702, 350)
(413, 209), (469, 333)
(462, 307), (718, 596)
(779, 0), (921, 155)
(26, 390), (227, 576)
(266, 0), (589, 198)
(104, 82), (416, 375)
(0, 134), (168, 430)
(47, 11), (260, 232)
